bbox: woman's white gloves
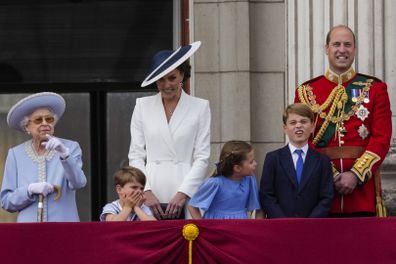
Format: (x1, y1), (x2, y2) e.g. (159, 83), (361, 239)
(42, 135), (70, 159)
(28, 182), (54, 197)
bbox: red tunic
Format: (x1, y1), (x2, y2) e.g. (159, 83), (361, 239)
(295, 68), (392, 213)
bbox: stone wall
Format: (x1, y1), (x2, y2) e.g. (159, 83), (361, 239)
(382, 139), (396, 216)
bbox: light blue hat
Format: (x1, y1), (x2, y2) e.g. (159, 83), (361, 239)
(7, 92), (66, 132)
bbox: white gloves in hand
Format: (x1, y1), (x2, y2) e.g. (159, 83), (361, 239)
(28, 182), (54, 197)
(42, 135), (70, 159)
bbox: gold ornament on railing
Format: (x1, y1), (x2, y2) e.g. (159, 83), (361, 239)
(182, 223), (199, 264)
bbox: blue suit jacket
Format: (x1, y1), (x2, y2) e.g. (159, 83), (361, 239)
(259, 145), (333, 218)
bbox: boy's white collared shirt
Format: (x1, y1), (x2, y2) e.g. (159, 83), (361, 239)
(288, 143), (309, 169)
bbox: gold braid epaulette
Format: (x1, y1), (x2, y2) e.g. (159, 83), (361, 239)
(297, 79), (372, 145)
(297, 84), (348, 145)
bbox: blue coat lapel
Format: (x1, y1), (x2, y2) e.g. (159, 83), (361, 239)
(279, 146), (298, 188)
(298, 148), (319, 192)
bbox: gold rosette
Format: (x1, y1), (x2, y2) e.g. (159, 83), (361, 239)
(183, 223), (199, 264)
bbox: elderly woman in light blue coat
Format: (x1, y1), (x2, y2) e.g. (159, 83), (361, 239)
(0, 92), (87, 222)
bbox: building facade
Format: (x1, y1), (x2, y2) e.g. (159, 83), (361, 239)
(0, 0), (395, 221)
(192, 0), (396, 214)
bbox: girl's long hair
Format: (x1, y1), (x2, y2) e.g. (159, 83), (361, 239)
(212, 140), (253, 177)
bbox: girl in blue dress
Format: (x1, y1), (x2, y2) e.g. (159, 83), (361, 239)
(188, 140), (261, 219)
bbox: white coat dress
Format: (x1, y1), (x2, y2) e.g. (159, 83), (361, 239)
(128, 89), (210, 204)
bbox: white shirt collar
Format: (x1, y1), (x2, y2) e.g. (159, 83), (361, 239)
(288, 143), (309, 156)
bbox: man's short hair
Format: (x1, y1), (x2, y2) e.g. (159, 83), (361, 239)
(326, 24), (356, 46)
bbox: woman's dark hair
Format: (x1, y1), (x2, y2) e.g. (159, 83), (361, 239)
(177, 60), (191, 82)
(213, 140), (253, 177)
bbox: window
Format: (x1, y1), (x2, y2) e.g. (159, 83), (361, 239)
(0, 0), (184, 222)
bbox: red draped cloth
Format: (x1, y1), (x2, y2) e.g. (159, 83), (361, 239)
(1, 218), (395, 263)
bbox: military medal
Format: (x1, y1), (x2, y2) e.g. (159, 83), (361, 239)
(364, 91), (370, 103)
(356, 105), (369, 121)
(351, 89), (360, 103)
(358, 124), (369, 139)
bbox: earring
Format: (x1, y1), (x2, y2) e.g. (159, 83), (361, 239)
(180, 81), (183, 90)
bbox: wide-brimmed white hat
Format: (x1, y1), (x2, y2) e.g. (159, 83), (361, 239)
(141, 41), (201, 87)
(7, 92), (66, 132)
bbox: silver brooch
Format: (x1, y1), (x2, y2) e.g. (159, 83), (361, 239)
(358, 124), (369, 140)
(356, 105), (370, 121)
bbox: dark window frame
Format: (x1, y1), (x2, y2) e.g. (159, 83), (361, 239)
(0, 0), (190, 221)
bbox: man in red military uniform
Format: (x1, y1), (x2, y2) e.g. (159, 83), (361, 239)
(295, 25), (392, 216)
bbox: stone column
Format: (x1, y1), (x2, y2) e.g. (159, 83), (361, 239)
(250, 0), (287, 179)
(383, 0), (396, 215)
(193, 0), (251, 168)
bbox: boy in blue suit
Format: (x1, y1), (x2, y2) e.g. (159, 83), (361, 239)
(260, 103), (333, 218)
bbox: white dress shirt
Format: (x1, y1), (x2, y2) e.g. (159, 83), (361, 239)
(288, 143), (309, 169)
